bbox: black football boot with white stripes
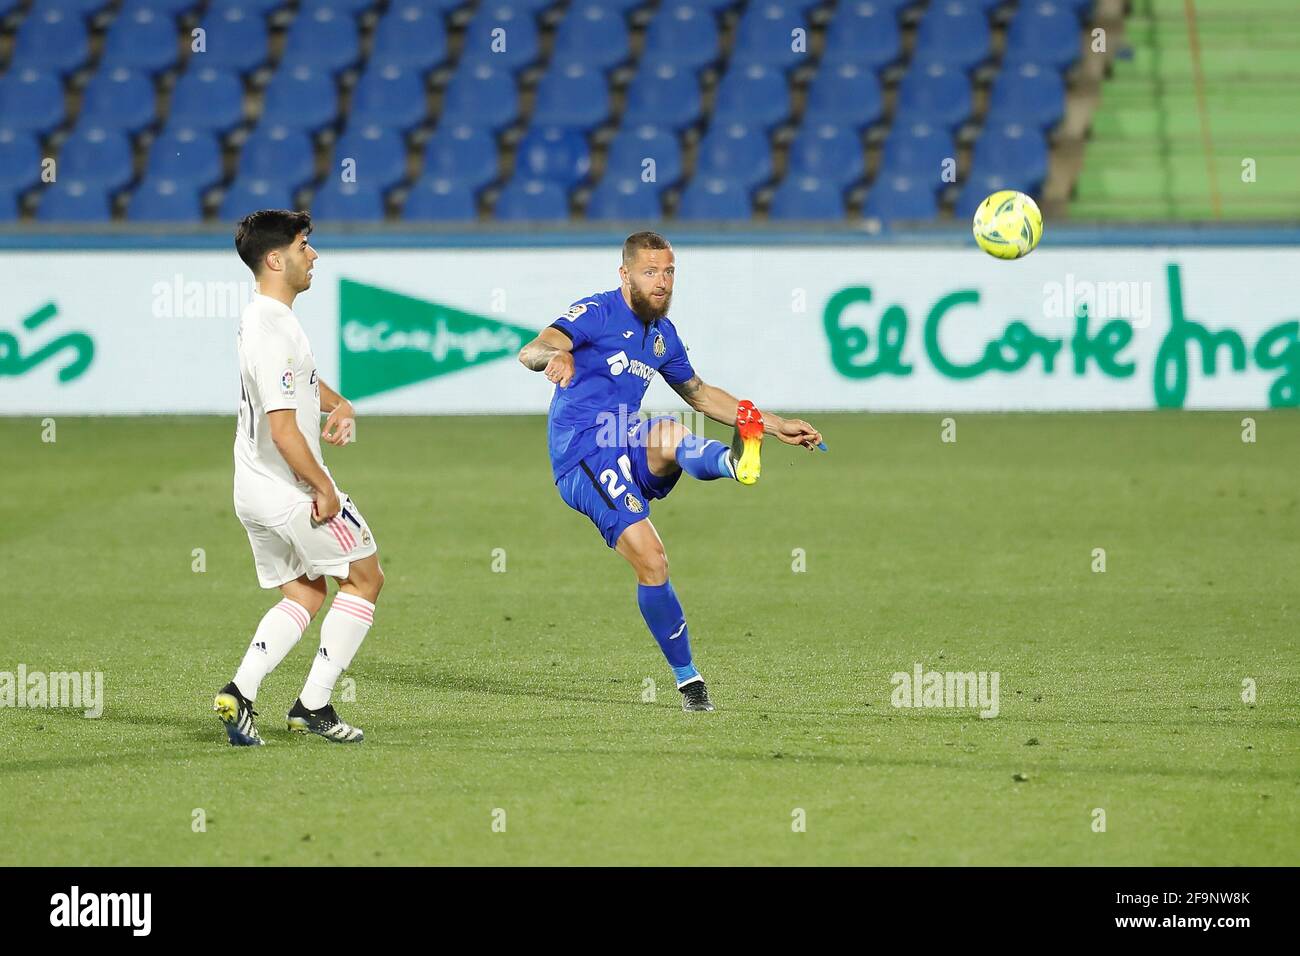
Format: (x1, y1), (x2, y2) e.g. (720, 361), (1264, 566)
(286, 698), (365, 743)
(213, 682), (264, 747)
(679, 678), (715, 712)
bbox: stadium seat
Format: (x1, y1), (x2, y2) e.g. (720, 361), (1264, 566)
(641, 3), (721, 74)
(73, 68), (155, 136)
(220, 177), (294, 219)
(821, 1), (902, 73)
(203, 0), (284, 15)
(32, 0), (114, 19)
(530, 62), (610, 133)
(605, 124), (682, 188)
(494, 176), (569, 221)
(439, 60), (518, 132)
(1004, 2), (1081, 73)
(955, 171), (1020, 219)
(332, 124), (408, 193)
(877, 121), (956, 181)
(349, 64), (427, 132)
(260, 66), (338, 134)
(0, 69), (65, 135)
(280, 6), (361, 75)
(127, 176), (204, 221)
(168, 67), (245, 134)
(803, 62), (884, 131)
(460, 2), (541, 74)
(552, 3), (631, 74)
(194, 6), (270, 75)
(514, 126), (591, 190)
(786, 123), (864, 191)
(147, 126), (224, 191)
(100, 7), (180, 75)
(768, 174), (844, 220)
(585, 174), (662, 220)
(864, 174), (939, 221)
(0, 129), (42, 195)
(911, 0), (993, 73)
(404, 175), (478, 220)
(300, 0), (373, 15)
(621, 64), (702, 133)
(10, 9), (90, 76)
(422, 123), (498, 192)
(694, 122), (772, 190)
(36, 179), (112, 221)
(970, 122), (1050, 193)
(0, 188), (19, 222)
(675, 176), (751, 220)
(711, 63), (790, 131)
(370, 4), (449, 73)
(893, 62), (973, 131)
(311, 179), (386, 221)
(58, 125), (135, 192)
(237, 124), (316, 192)
(730, 1), (810, 72)
(984, 61), (1066, 131)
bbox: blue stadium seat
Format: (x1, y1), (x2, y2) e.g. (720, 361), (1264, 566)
(821, 0), (902, 73)
(530, 62), (610, 132)
(195, 6), (270, 75)
(0, 128), (41, 195)
(985, 61), (1065, 131)
(77, 67), (157, 135)
(786, 123), (863, 191)
(261, 66), (338, 133)
(0, 188), (19, 222)
(622, 64), (701, 132)
(864, 174), (939, 221)
(514, 126), (591, 190)
(0, 70), (66, 135)
(147, 126), (224, 190)
(877, 121), (956, 180)
(370, 4), (449, 72)
(912, 0), (993, 73)
(585, 174), (662, 220)
(300, 0), (373, 15)
(711, 63), (789, 131)
(955, 172), (1023, 219)
(494, 176), (569, 221)
(460, 2), (541, 75)
(281, 6), (361, 75)
(101, 7), (180, 75)
(694, 122), (771, 190)
(605, 124), (682, 188)
(168, 67), (245, 134)
(311, 179), (386, 220)
(10, 9), (90, 76)
(803, 62), (883, 130)
(769, 174), (844, 220)
(31, 0), (114, 18)
(398, 0), (483, 11)
(349, 63), (427, 132)
(970, 122), (1050, 192)
(1004, 2), (1081, 72)
(237, 123), (316, 191)
(36, 180), (112, 221)
(552, 2), (631, 74)
(422, 123), (497, 191)
(642, 3), (721, 74)
(676, 177), (751, 220)
(439, 60), (518, 131)
(127, 176), (203, 221)
(332, 124), (408, 192)
(59, 125), (135, 192)
(669, 0), (743, 10)
(202, 0), (285, 15)
(731, 1), (810, 72)
(404, 175), (478, 220)
(893, 62), (972, 131)
(220, 177), (293, 219)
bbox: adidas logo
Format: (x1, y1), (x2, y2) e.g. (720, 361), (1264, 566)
(317, 648), (329, 660)
(253, 641), (267, 653)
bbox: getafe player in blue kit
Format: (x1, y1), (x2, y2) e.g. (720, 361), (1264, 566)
(518, 232), (824, 711)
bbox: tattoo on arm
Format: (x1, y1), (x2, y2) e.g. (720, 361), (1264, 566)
(519, 340), (561, 371)
(672, 374), (706, 406)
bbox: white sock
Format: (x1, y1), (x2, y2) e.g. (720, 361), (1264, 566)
(232, 599), (311, 701)
(300, 592), (374, 710)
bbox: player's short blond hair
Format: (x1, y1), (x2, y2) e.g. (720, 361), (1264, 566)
(622, 231), (672, 266)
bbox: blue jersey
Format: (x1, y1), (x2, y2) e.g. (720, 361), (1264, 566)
(546, 288), (696, 482)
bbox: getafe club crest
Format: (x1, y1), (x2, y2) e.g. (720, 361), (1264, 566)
(653, 333), (666, 358)
(624, 493), (644, 514)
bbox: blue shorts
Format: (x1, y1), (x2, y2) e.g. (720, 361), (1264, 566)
(556, 416), (682, 549)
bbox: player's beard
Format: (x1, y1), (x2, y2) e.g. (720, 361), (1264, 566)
(628, 283), (672, 322)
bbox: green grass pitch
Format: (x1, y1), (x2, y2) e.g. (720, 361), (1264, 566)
(2, 412), (1297, 866)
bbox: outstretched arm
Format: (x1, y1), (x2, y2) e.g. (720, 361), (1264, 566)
(518, 327), (577, 387)
(670, 375), (823, 450)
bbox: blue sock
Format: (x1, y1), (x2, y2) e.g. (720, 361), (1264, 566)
(674, 433), (734, 481)
(637, 580), (699, 684)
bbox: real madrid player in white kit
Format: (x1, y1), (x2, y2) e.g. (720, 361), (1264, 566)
(214, 210), (383, 746)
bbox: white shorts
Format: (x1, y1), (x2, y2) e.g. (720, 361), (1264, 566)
(241, 491), (378, 589)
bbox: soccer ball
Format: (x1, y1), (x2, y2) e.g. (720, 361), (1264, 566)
(972, 190), (1043, 260)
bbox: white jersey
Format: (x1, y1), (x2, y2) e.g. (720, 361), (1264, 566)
(233, 293), (333, 525)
